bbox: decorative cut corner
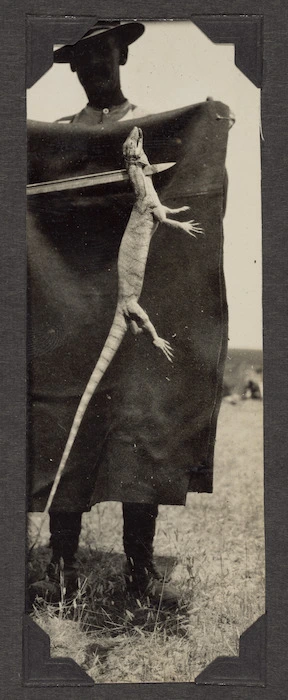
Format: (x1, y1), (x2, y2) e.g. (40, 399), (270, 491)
(195, 615), (266, 686)
(26, 15), (263, 89)
(192, 15), (263, 88)
(26, 15), (96, 88)
(23, 615), (94, 686)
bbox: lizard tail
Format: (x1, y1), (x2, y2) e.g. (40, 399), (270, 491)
(31, 310), (127, 549)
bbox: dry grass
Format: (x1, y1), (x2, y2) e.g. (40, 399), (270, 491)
(28, 398), (265, 683)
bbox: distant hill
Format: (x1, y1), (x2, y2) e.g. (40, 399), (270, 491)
(223, 348), (263, 397)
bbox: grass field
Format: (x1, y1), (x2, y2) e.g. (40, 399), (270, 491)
(223, 347), (263, 396)
(28, 394), (264, 683)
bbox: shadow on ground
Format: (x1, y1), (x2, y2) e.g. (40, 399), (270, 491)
(28, 546), (190, 638)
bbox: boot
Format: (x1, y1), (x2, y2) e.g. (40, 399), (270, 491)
(122, 503), (179, 608)
(29, 512), (82, 603)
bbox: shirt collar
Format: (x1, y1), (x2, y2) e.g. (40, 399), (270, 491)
(86, 100), (132, 122)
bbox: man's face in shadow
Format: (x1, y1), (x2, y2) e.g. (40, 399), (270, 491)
(70, 34), (128, 105)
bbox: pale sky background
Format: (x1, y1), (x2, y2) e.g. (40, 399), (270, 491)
(27, 20), (262, 350)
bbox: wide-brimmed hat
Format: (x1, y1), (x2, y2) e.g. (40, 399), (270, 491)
(54, 20), (145, 63)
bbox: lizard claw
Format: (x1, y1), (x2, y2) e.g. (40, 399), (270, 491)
(153, 337), (174, 362)
(182, 220), (204, 237)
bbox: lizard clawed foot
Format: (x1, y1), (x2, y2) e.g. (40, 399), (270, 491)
(182, 220), (204, 238)
(153, 337), (174, 362)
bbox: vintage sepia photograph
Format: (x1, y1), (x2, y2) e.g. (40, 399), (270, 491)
(26, 19), (264, 683)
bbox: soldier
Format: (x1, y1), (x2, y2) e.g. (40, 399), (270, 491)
(31, 21), (179, 608)
(54, 20), (150, 125)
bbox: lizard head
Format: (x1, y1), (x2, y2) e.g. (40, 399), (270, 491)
(123, 126), (150, 168)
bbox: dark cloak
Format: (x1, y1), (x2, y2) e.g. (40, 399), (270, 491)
(27, 99), (230, 511)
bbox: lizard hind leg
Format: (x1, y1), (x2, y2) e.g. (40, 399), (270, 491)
(128, 319), (143, 336)
(126, 298), (174, 363)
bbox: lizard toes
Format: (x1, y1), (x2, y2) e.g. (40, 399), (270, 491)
(191, 220), (204, 230)
(163, 349), (173, 362)
(163, 345), (174, 361)
(153, 338), (174, 361)
(188, 222), (204, 236)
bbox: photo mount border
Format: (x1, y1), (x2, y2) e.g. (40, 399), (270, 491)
(24, 13), (265, 689)
(23, 616), (94, 687)
(2, 1), (287, 698)
(26, 14), (263, 88)
(23, 613), (266, 687)
(192, 15), (263, 88)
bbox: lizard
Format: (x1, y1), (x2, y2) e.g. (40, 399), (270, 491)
(33, 125), (203, 539)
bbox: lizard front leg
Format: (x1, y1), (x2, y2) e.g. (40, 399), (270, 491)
(164, 217), (204, 238)
(152, 204), (203, 237)
(126, 298), (174, 362)
(163, 205), (190, 215)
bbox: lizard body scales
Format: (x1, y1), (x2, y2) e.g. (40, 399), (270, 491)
(36, 126), (203, 533)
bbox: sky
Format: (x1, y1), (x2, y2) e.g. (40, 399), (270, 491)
(27, 20), (262, 350)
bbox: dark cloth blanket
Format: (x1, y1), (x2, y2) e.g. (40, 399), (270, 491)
(27, 99), (230, 512)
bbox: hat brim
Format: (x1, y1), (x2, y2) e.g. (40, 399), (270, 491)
(54, 22), (145, 63)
